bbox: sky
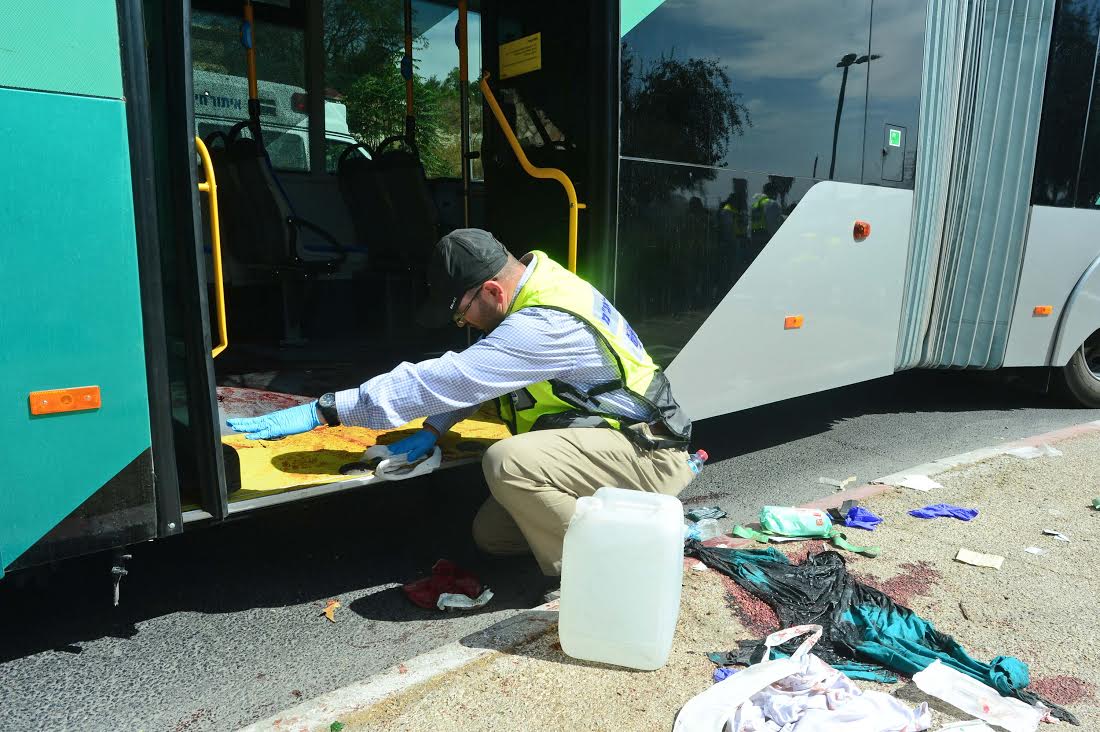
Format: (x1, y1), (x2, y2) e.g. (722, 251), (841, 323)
(414, 8), (483, 83)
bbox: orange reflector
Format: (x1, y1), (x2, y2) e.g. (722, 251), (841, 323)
(784, 315), (804, 330)
(29, 386), (101, 416)
(853, 220), (871, 239)
(1033, 305), (1053, 317)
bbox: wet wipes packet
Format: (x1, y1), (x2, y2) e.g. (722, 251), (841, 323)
(759, 506), (833, 538)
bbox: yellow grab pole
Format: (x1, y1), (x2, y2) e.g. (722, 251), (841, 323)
(479, 72), (585, 273)
(195, 136), (229, 359)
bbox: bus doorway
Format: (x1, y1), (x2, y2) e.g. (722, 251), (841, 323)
(155, 0), (616, 518)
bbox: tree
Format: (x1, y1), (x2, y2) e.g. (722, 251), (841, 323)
(323, 0), (405, 92)
(621, 44), (750, 196)
(324, 1), (479, 179)
(193, 1), (479, 178)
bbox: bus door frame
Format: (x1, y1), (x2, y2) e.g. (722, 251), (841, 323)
(121, 0), (187, 537)
(151, 0), (231, 523)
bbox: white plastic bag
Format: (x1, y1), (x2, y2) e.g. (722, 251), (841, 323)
(675, 625), (930, 732)
(1004, 444), (1062, 460)
(673, 626), (820, 731)
(362, 444), (442, 481)
(912, 660), (1045, 732)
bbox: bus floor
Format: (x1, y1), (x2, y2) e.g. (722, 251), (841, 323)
(182, 377), (508, 511)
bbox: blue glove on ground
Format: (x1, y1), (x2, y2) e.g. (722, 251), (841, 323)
(844, 506), (884, 531)
(226, 401), (322, 440)
(908, 503), (979, 521)
(385, 429), (438, 461)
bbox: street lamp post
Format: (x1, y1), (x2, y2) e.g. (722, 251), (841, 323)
(828, 52), (880, 180)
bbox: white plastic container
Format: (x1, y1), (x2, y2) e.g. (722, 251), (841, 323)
(558, 487), (685, 670)
(912, 660), (1045, 732)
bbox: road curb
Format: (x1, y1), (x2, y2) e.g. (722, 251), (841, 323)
(239, 418), (1100, 731)
(240, 605), (559, 732)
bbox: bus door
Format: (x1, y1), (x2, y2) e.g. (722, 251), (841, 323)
(480, 0), (618, 286)
(0, 0), (181, 577)
(144, 0), (231, 523)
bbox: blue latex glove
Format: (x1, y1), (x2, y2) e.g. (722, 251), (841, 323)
(844, 506), (884, 531)
(713, 667), (739, 683)
(908, 503), (978, 521)
(385, 429), (438, 461)
(226, 401), (321, 440)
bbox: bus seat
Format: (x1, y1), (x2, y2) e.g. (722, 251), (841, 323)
(205, 123), (350, 343)
(336, 143), (406, 270)
(337, 136), (439, 273)
(208, 123), (348, 272)
(337, 137), (439, 337)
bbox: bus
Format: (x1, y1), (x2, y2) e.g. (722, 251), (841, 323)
(2, 0), (1098, 590)
(192, 68), (360, 173)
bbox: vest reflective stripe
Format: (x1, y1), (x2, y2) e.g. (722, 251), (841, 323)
(751, 196), (773, 232)
(496, 253), (691, 444)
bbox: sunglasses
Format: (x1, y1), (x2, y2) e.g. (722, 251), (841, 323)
(452, 284), (484, 327)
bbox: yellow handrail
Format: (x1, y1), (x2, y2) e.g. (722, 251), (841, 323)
(479, 71), (586, 273)
(195, 136), (229, 359)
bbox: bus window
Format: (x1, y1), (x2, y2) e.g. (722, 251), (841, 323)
(322, 0), (484, 180)
(1081, 82), (1100, 209)
(1074, 6), (1100, 209)
(620, 0), (871, 185)
(499, 89), (567, 151)
(191, 6), (310, 172)
(1032, 0), (1100, 208)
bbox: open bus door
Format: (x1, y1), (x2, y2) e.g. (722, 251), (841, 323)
(0, 0), (187, 580)
(135, 0), (617, 518)
(145, 0), (231, 524)
(479, 0), (618, 288)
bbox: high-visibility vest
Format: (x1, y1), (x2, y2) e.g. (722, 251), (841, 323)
(496, 252), (691, 447)
(751, 195), (773, 232)
(722, 202), (747, 236)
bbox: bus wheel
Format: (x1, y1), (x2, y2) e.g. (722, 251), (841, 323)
(1059, 329), (1100, 407)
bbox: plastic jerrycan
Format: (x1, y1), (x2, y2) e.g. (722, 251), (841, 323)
(558, 487), (685, 670)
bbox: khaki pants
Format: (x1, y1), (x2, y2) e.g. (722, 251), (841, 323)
(472, 427), (695, 576)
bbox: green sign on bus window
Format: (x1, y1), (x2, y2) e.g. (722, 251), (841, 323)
(889, 129), (902, 147)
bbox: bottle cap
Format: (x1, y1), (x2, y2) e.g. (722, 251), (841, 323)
(696, 449), (708, 462)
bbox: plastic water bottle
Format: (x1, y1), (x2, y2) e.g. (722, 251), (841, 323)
(687, 518), (722, 540)
(687, 449), (709, 475)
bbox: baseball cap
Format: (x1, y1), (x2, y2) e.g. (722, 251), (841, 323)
(417, 228), (510, 327)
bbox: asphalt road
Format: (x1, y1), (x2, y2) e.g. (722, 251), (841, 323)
(2, 369), (1099, 731)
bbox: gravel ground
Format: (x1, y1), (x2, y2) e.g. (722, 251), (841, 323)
(339, 431), (1100, 731)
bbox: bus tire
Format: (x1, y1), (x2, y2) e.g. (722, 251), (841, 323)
(1059, 329), (1100, 407)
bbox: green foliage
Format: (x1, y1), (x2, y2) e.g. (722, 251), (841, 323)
(325, 0), (481, 179)
(194, 1), (481, 178)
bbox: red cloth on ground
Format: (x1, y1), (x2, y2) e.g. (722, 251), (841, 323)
(402, 559), (483, 609)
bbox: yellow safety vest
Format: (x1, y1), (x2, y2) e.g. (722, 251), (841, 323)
(496, 252), (691, 447)
(751, 195), (773, 232)
(722, 202), (747, 237)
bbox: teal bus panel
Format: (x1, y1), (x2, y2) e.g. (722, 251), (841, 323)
(0, 1), (123, 99)
(0, 88), (151, 572)
(621, 0), (666, 36)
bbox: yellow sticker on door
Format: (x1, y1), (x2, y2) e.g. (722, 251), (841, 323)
(500, 32), (542, 80)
